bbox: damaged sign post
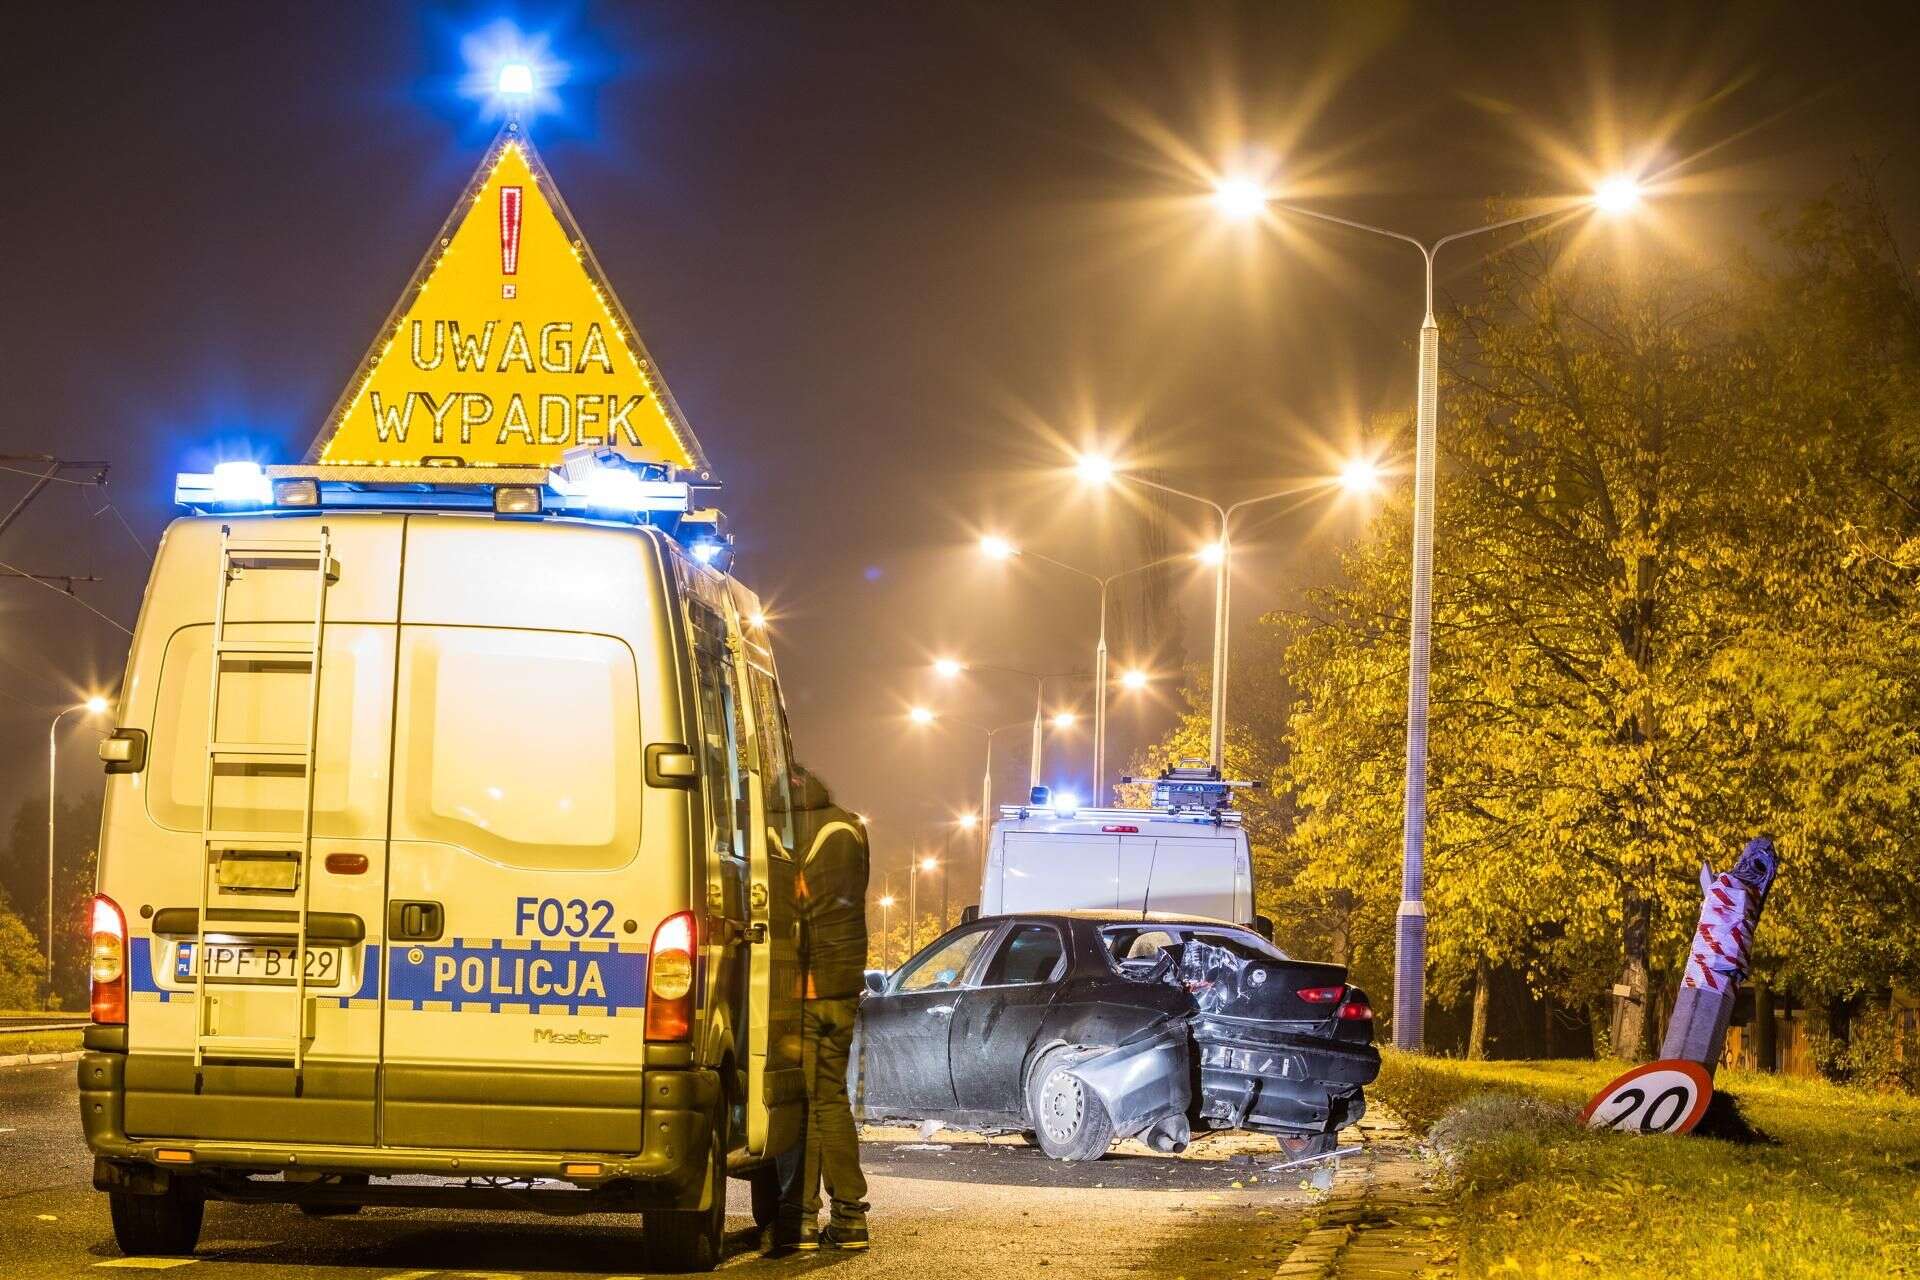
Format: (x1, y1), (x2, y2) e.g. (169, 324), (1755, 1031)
(1581, 836), (1779, 1136)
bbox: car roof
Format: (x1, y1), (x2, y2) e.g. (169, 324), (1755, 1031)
(980, 910), (1248, 928)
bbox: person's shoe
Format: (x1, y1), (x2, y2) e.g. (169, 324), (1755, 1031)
(821, 1222), (870, 1251)
(767, 1219), (819, 1253)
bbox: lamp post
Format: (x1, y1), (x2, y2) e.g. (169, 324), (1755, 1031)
(49, 696), (109, 994)
(878, 892), (895, 971)
(1075, 466), (1346, 772)
(909, 707), (1019, 896)
(932, 657), (1083, 789)
(908, 855), (938, 955)
(955, 811), (980, 913)
(1211, 171), (1646, 1052)
(978, 531), (1189, 801)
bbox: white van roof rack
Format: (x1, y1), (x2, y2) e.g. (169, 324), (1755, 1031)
(174, 451), (731, 567)
(997, 803), (1244, 829)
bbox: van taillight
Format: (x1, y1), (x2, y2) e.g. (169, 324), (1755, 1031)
(646, 911), (696, 1042)
(90, 895), (127, 1025)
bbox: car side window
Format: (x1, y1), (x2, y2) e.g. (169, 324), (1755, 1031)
(895, 927), (994, 993)
(982, 924), (1067, 987)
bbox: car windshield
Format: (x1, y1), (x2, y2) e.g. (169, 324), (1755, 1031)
(1101, 924), (1288, 976)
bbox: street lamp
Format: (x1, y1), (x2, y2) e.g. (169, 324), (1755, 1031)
(49, 696), (110, 994)
(933, 658), (1084, 788)
(877, 893), (896, 971)
(1212, 169), (1647, 1053)
(1079, 460), (1360, 772)
(907, 710), (1022, 889)
(908, 855), (939, 956)
(976, 531), (1187, 800)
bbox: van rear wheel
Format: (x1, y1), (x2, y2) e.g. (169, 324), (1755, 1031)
(109, 1181), (204, 1257)
(644, 1105), (729, 1272)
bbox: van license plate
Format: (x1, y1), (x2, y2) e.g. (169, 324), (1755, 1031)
(175, 943), (341, 986)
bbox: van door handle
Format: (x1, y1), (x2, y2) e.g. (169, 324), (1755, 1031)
(389, 900), (444, 942)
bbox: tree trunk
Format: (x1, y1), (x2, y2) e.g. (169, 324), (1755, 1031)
(1467, 961), (1492, 1061)
(1610, 894), (1653, 1060)
(1753, 978), (1776, 1073)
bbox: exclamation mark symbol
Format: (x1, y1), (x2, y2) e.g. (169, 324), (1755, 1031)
(499, 185), (523, 299)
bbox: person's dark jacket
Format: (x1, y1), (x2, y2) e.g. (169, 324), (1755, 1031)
(792, 773), (870, 1001)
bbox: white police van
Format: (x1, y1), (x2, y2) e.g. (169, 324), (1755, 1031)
(975, 764), (1267, 935)
(80, 455), (804, 1270)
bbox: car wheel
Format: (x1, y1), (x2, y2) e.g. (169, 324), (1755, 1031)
(1026, 1048), (1115, 1162)
(109, 1181), (204, 1256)
(644, 1101), (729, 1272)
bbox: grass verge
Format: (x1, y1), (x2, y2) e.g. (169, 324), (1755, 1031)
(0, 1029), (84, 1057)
(1372, 1051), (1920, 1277)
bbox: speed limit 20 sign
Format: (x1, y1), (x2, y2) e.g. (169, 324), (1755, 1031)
(1579, 1060), (1713, 1135)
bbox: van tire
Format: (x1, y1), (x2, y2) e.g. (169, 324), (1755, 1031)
(644, 1104), (729, 1272)
(1026, 1048), (1114, 1162)
(748, 1163), (781, 1228)
(109, 1182), (204, 1256)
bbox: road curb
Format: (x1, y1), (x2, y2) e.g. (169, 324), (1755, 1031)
(0, 1050), (83, 1069)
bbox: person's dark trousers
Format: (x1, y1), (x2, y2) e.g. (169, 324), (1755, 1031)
(777, 996), (869, 1230)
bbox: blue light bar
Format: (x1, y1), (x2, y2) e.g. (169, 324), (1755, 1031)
(173, 461), (728, 562)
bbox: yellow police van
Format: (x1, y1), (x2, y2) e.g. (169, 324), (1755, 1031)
(79, 118), (805, 1272)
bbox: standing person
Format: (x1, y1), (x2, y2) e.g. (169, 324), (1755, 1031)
(771, 766), (872, 1252)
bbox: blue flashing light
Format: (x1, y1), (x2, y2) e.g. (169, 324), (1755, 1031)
(211, 461), (271, 509)
(497, 62), (534, 97)
(690, 540), (723, 565)
(1051, 791), (1081, 818)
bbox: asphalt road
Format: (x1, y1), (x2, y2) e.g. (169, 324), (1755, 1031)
(3, 1059), (1336, 1279)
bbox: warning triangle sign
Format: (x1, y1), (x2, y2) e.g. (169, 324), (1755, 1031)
(307, 122), (711, 476)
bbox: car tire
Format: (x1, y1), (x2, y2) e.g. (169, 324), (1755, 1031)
(109, 1181), (204, 1257)
(1026, 1048), (1115, 1163)
(748, 1163), (781, 1229)
(644, 1101), (730, 1272)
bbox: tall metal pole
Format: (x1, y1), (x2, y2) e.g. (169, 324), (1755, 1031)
(48, 708), (68, 990)
(1395, 253), (1439, 1054)
(909, 863), (919, 957)
(1027, 678), (1045, 790)
(1093, 580), (1110, 800)
(1208, 514), (1230, 771)
(881, 892), (892, 971)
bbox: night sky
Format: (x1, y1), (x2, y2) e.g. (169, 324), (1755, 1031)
(4, 2), (1919, 891)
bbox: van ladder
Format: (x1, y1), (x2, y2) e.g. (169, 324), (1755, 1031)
(191, 526), (336, 1081)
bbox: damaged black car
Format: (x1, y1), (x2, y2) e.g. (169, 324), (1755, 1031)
(852, 911), (1380, 1161)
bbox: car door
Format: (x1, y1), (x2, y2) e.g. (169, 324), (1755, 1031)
(857, 923), (999, 1115)
(949, 920), (1070, 1113)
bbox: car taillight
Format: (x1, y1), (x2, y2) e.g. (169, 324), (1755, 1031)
(1338, 999), (1374, 1021)
(90, 895), (127, 1025)
(646, 911), (696, 1042)
(1297, 985), (1345, 1004)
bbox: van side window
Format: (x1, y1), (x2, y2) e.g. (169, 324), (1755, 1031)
(391, 626), (641, 871)
(688, 601), (744, 861)
(747, 665), (795, 854)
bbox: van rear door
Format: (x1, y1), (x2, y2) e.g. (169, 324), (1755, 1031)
(1146, 836), (1247, 921)
(376, 518), (668, 1153)
(120, 514), (402, 1146)
(998, 832), (1121, 913)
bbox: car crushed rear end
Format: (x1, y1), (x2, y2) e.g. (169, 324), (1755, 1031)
(1178, 938), (1380, 1138)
